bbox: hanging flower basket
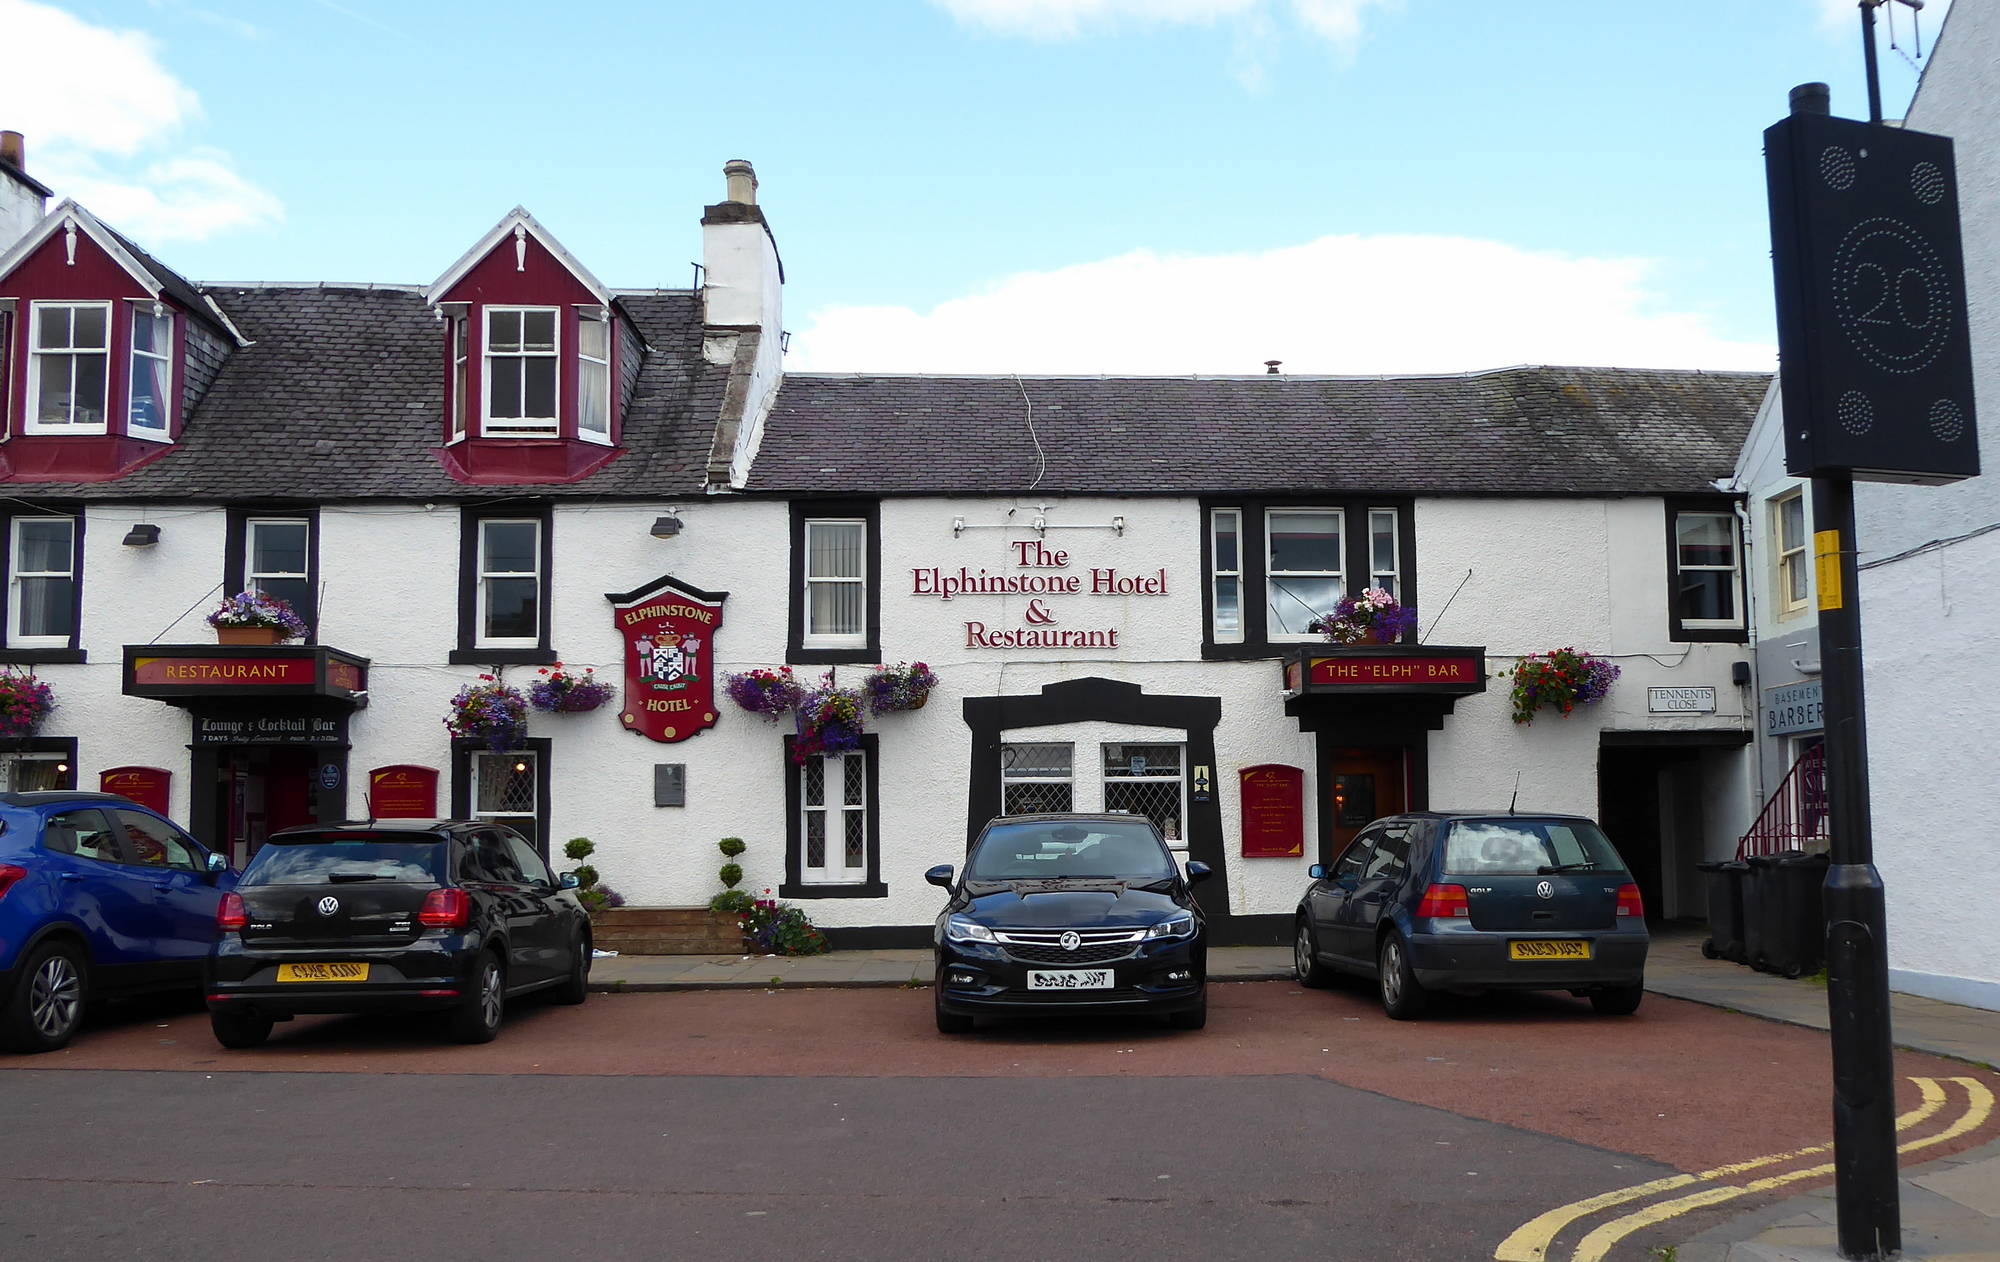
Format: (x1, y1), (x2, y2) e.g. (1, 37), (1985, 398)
(1307, 587), (1418, 646)
(528, 662), (615, 713)
(206, 590), (308, 643)
(1506, 648), (1621, 725)
(725, 666), (806, 721)
(792, 674), (865, 763)
(0, 669), (56, 738)
(444, 675), (530, 751)
(862, 661), (938, 714)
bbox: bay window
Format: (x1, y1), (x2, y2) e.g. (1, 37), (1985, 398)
(483, 307), (558, 435)
(27, 302), (110, 432)
(577, 307), (611, 442)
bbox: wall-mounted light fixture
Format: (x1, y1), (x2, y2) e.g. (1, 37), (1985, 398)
(121, 523), (161, 547)
(650, 512), (683, 539)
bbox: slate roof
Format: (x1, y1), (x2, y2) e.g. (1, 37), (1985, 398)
(31, 285), (726, 500)
(748, 367), (1772, 498)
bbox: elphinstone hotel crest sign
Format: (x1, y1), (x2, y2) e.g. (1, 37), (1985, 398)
(605, 575), (728, 743)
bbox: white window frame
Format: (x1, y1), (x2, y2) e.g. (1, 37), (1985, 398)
(1368, 507), (1401, 597)
(25, 301), (112, 435)
(450, 314), (469, 443)
(1774, 490), (1809, 617)
(470, 751), (539, 841)
(1209, 509), (1243, 644)
(481, 305), (560, 437)
(1002, 742), (1075, 816)
(1674, 509), (1745, 631)
(10, 515), (75, 646)
(576, 305), (612, 445)
(246, 517), (311, 616)
(1265, 507), (1343, 642)
(126, 303), (174, 439)
(1101, 742), (1189, 852)
(800, 749), (869, 886)
(802, 517), (867, 649)
(476, 517), (542, 648)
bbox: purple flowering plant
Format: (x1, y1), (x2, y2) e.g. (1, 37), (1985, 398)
(1507, 648), (1622, 724)
(205, 589), (309, 639)
(1308, 587), (1418, 645)
(739, 889), (830, 956)
(0, 669), (55, 738)
(724, 665), (806, 720)
(528, 661), (615, 713)
(444, 674), (530, 751)
(792, 673), (865, 763)
(862, 661), (938, 714)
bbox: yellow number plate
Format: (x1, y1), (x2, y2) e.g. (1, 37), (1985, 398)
(276, 962), (369, 983)
(1509, 940), (1590, 961)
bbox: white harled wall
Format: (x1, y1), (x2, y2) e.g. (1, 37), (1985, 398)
(45, 489), (1753, 930)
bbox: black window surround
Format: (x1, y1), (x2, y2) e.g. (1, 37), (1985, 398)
(224, 507), (320, 645)
(1664, 496), (1749, 644)
(1199, 496), (1417, 661)
(449, 737), (553, 863)
(780, 732), (886, 900)
(0, 507), (86, 664)
(0, 737), (78, 790)
(787, 498), (880, 666)
(450, 502), (557, 666)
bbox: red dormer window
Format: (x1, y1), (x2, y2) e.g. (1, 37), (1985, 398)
(25, 301), (111, 432)
(483, 306), (559, 435)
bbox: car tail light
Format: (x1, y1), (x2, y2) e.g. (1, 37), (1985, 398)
(216, 892), (248, 931)
(1415, 883), (1470, 919)
(419, 888), (471, 928)
(1616, 883), (1645, 919)
(0, 863), (27, 901)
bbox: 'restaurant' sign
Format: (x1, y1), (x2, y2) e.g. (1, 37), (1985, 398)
(134, 656), (318, 686)
(606, 574), (727, 744)
(122, 644), (369, 703)
(1239, 764), (1305, 858)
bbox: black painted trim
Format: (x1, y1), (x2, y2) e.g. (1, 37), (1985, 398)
(1198, 497), (1416, 660)
(787, 499), (880, 665)
(456, 502), (555, 660)
(0, 648), (86, 664)
(225, 506), (321, 644)
(1664, 496), (1749, 644)
(1601, 729), (1752, 748)
(449, 736), (554, 862)
(0, 736), (78, 790)
(0, 507), (84, 653)
(779, 732), (888, 899)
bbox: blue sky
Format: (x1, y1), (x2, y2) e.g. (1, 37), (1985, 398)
(1, 0), (1948, 374)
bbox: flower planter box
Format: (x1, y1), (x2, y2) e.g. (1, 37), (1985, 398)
(588, 907), (746, 955)
(215, 625), (286, 646)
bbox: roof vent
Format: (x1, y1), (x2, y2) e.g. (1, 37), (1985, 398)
(1264, 360), (1282, 375)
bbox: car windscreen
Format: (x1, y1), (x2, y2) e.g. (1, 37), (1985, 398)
(966, 820), (1177, 881)
(1441, 819), (1628, 876)
(239, 833), (446, 886)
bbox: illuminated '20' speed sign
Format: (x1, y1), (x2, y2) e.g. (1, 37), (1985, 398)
(1765, 111), (1979, 485)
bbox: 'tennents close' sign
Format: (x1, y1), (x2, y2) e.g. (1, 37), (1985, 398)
(912, 538), (1167, 649)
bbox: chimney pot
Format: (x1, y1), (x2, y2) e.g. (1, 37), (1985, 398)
(1789, 82), (1831, 117)
(1264, 360), (1282, 375)
(0, 131), (24, 172)
(723, 159), (758, 206)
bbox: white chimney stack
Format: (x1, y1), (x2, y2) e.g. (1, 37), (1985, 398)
(0, 130), (52, 255)
(701, 159), (785, 489)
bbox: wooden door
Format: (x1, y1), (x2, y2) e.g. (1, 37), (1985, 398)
(1326, 747), (1408, 862)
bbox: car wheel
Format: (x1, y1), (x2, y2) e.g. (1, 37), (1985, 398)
(550, 932), (590, 1006)
(1378, 933), (1429, 1020)
(1590, 984), (1644, 1016)
(1, 939), (88, 1053)
(934, 984), (974, 1034)
(1294, 919), (1335, 989)
(448, 950), (505, 1044)
(1166, 998), (1208, 1030)
(210, 1007), (274, 1049)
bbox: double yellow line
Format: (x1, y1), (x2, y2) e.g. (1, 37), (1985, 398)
(1493, 1075), (1995, 1262)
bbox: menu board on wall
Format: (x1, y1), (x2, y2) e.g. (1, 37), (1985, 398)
(1239, 764), (1305, 858)
(369, 765), (439, 819)
(101, 766), (171, 816)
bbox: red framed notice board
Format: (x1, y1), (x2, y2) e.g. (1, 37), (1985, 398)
(369, 765), (439, 818)
(1239, 764), (1305, 858)
(101, 766), (171, 815)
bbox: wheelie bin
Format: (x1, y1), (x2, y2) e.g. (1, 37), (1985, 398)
(1741, 853), (1774, 971)
(1697, 859), (1749, 964)
(1768, 850), (1830, 977)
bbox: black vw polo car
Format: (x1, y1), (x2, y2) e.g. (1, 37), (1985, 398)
(926, 813), (1211, 1033)
(205, 820), (591, 1047)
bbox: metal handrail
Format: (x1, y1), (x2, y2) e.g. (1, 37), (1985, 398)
(1737, 742), (1829, 859)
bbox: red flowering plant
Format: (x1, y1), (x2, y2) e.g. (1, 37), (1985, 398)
(724, 665), (806, 721)
(0, 669), (55, 738)
(739, 888), (830, 956)
(444, 675), (530, 750)
(1506, 648), (1621, 724)
(792, 674), (865, 763)
(528, 662), (614, 713)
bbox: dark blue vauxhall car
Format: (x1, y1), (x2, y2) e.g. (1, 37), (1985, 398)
(1293, 810), (1648, 1019)
(0, 791), (234, 1052)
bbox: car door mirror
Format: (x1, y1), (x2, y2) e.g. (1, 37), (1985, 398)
(205, 852), (229, 880)
(1308, 863), (1326, 880)
(1184, 860), (1212, 885)
(924, 864), (955, 889)
(558, 871), (581, 890)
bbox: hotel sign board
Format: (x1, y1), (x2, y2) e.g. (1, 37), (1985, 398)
(122, 644), (369, 704)
(607, 573), (727, 744)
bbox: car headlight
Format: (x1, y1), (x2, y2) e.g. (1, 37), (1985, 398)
(945, 915), (996, 943)
(1147, 913), (1196, 940)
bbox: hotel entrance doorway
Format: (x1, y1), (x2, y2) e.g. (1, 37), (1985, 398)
(212, 745), (323, 870)
(1326, 746), (1408, 861)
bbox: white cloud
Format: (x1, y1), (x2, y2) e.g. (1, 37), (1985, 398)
(0, 0), (281, 241)
(789, 234), (1775, 376)
(932, 0), (1396, 57)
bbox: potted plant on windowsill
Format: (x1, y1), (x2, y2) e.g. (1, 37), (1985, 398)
(0, 669), (56, 738)
(206, 590), (309, 645)
(444, 675), (530, 751)
(1504, 647), (1621, 724)
(1307, 587), (1418, 646)
(862, 661), (938, 714)
(528, 662), (615, 713)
